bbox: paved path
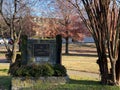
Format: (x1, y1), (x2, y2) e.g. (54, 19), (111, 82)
(67, 70), (100, 79)
(0, 59), (9, 63)
(0, 56), (9, 63)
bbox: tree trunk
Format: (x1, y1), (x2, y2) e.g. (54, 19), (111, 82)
(11, 42), (18, 64)
(116, 50), (120, 85)
(65, 37), (69, 54)
(96, 41), (108, 84)
(97, 53), (108, 84)
(111, 61), (117, 85)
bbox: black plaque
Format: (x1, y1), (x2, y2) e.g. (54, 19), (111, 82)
(33, 44), (50, 57)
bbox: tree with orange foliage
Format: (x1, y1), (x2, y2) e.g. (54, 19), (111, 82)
(21, 16), (36, 37)
(51, 0), (90, 54)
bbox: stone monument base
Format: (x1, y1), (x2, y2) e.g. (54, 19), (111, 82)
(11, 76), (69, 90)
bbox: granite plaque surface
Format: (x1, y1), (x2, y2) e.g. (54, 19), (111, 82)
(27, 39), (57, 64)
(34, 44), (50, 57)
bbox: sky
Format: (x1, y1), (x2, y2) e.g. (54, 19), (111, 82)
(31, 0), (56, 18)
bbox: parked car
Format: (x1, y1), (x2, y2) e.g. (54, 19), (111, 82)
(0, 38), (9, 44)
(8, 38), (13, 45)
(8, 38), (21, 45)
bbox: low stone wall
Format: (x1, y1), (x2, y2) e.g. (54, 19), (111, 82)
(11, 76), (69, 90)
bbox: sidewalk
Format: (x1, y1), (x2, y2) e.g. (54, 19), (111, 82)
(0, 56), (9, 63)
(67, 70), (100, 80)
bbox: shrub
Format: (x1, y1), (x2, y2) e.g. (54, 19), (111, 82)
(10, 63), (54, 77)
(53, 64), (67, 76)
(10, 63), (67, 77)
(15, 66), (25, 76)
(30, 64), (42, 77)
(15, 66), (31, 77)
(41, 63), (54, 76)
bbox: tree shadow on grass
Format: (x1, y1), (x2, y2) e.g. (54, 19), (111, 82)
(0, 76), (11, 90)
(67, 79), (120, 90)
(0, 69), (8, 73)
(69, 79), (100, 85)
(70, 49), (97, 53)
(0, 51), (7, 54)
(62, 53), (98, 57)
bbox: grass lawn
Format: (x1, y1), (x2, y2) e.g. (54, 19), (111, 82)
(0, 43), (119, 90)
(0, 63), (11, 90)
(62, 43), (111, 74)
(62, 55), (99, 73)
(22, 79), (120, 90)
(0, 63), (119, 90)
(62, 43), (99, 74)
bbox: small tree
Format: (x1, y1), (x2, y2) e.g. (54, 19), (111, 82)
(0, 0), (34, 64)
(48, 0), (90, 54)
(55, 0), (74, 54)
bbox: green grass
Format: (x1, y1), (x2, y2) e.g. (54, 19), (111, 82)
(21, 74), (120, 90)
(0, 64), (11, 90)
(0, 63), (119, 90)
(21, 82), (120, 90)
(0, 76), (11, 90)
(21, 77), (120, 90)
(0, 43), (119, 89)
(0, 64), (9, 75)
